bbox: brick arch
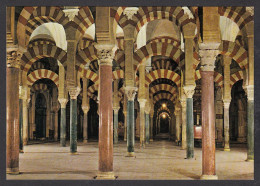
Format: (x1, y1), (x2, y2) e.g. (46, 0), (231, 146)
(20, 44), (67, 73)
(219, 40), (248, 69)
(153, 92), (176, 104)
(145, 69), (181, 88)
(114, 50), (125, 68)
(30, 83), (48, 94)
(78, 68), (99, 84)
(150, 84), (177, 96)
(230, 70), (244, 88)
(195, 69), (224, 88)
(112, 69), (124, 80)
(76, 45), (98, 68)
(134, 42), (184, 71)
(27, 69), (59, 88)
(17, 7), (70, 48)
(74, 7), (95, 39)
(218, 7), (253, 36)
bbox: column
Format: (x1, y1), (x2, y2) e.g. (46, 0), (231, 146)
(96, 45), (115, 179)
(22, 98), (29, 145)
(180, 98), (187, 150)
(138, 99), (146, 147)
(59, 98), (67, 147)
(123, 111), (127, 141)
(113, 108), (119, 144)
(124, 87), (137, 157)
(184, 86), (195, 159)
(145, 112), (150, 144)
(6, 50), (20, 174)
(223, 55), (232, 151)
(54, 110), (58, 141)
(175, 107), (181, 143)
(199, 43), (219, 180)
(19, 98), (23, 153)
(150, 112), (154, 141)
(68, 87), (80, 154)
(82, 78), (90, 144)
(223, 100), (231, 151)
(245, 86), (254, 161)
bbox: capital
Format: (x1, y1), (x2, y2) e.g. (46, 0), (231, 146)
(223, 99), (231, 109)
(63, 8), (79, 21)
(124, 86), (137, 101)
(58, 98), (68, 108)
(138, 98), (147, 108)
(95, 44), (116, 65)
(113, 107), (120, 114)
(123, 7), (139, 20)
(180, 98), (187, 108)
(68, 87), (81, 100)
(183, 85), (195, 98)
(7, 50), (22, 68)
(82, 105), (90, 114)
(199, 43), (220, 72)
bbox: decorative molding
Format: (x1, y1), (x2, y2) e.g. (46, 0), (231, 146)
(63, 8), (79, 21)
(58, 98), (68, 108)
(82, 105), (90, 114)
(124, 86), (138, 101)
(123, 7), (139, 20)
(7, 50), (22, 68)
(223, 99), (231, 108)
(95, 45), (116, 65)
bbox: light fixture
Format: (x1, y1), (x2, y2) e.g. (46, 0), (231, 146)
(162, 114), (166, 119)
(162, 103), (166, 108)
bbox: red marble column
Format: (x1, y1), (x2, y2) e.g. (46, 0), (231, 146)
(6, 51), (20, 174)
(201, 71), (216, 178)
(96, 46), (115, 179)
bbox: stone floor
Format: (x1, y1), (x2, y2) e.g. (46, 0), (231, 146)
(7, 139), (254, 180)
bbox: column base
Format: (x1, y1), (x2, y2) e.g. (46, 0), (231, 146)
(23, 141), (28, 146)
(200, 175), (218, 180)
(237, 137), (246, 143)
(246, 158), (254, 162)
(83, 139), (88, 144)
(95, 171), (116, 180)
(125, 152), (135, 157)
(70, 152), (79, 155)
(124, 139), (127, 142)
(150, 139), (153, 142)
(19, 150), (24, 153)
(6, 168), (19, 175)
(224, 148), (230, 152)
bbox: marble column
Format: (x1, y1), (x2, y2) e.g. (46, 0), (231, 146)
(54, 111), (59, 141)
(145, 112), (150, 144)
(138, 99), (146, 147)
(123, 95), (127, 141)
(245, 86), (254, 161)
(96, 45), (115, 179)
(6, 51), (20, 174)
(184, 86), (195, 159)
(199, 43), (219, 180)
(82, 107), (89, 144)
(22, 98), (29, 145)
(175, 108), (181, 143)
(124, 87), (137, 157)
(223, 100), (231, 151)
(59, 98), (67, 147)
(113, 108), (119, 144)
(150, 113), (154, 141)
(19, 98), (23, 153)
(68, 87), (80, 154)
(180, 98), (187, 150)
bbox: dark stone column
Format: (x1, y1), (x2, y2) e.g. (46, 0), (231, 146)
(59, 99), (67, 147)
(145, 113), (150, 144)
(113, 109), (119, 144)
(124, 87), (137, 157)
(68, 88), (80, 154)
(19, 99), (23, 153)
(6, 51), (20, 174)
(150, 113), (154, 141)
(186, 98), (194, 159)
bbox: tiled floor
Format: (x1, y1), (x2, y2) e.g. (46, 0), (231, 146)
(7, 140), (254, 180)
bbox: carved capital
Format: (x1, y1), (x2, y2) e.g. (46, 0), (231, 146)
(223, 99), (231, 109)
(82, 105), (90, 114)
(199, 43), (220, 72)
(63, 8), (79, 21)
(113, 107), (120, 114)
(183, 85), (195, 98)
(68, 87), (81, 99)
(123, 7), (139, 20)
(59, 98), (68, 108)
(180, 98), (187, 108)
(138, 99), (147, 108)
(95, 45), (116, 65)
(7, 50), (22, 68)
(124, 86), (137, 101)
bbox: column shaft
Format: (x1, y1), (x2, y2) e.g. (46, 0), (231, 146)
(145, 113), (150, 144)
(70, 99), (77, 153)
(223, 102), (230, 151)
(99, 64), (113, 172)
(6, 67), (20, 174)
(54, 111), (58, 141)
(22, 99), (28, 145)
(181, 102), (187, 149)
(60, 107), (66, 146)
(247, 100), (254, 161)
(19, 99), (23, 152)
(139, 108), (145, 147)
(124, 111), (127, 141)
(127, 100), (135, 155)
(150, 115), (153, 141)
(201, 71), (216, 176)
(113, 110), (119, 144)
(186, 98), (194, 158)
(83, 112), (88, 143)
